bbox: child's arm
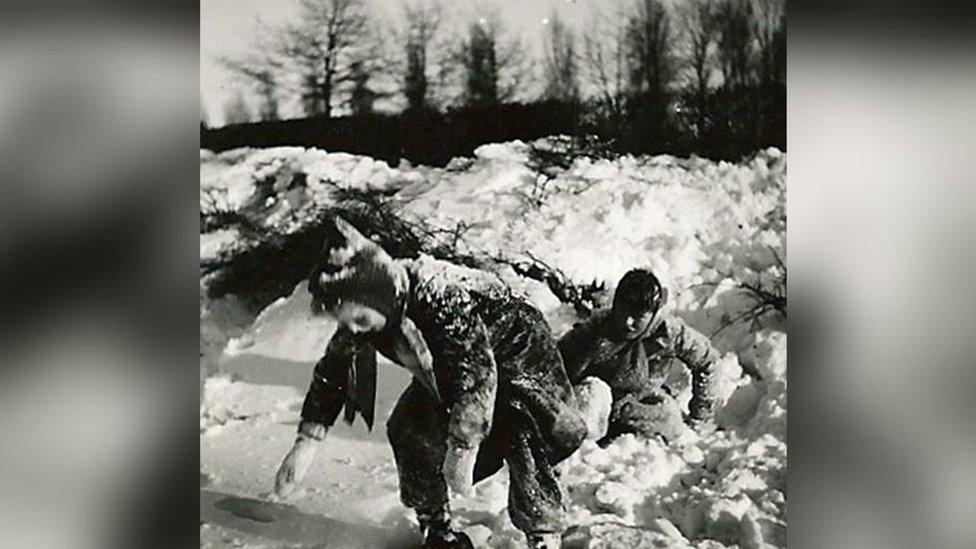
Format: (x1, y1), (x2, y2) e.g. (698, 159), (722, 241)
(667, 319), (720, 424)
(296, 329), (356, 438)
(557, 313), (606, 384)
(274, 330), (355, 498)
(427, 285), (498, 495)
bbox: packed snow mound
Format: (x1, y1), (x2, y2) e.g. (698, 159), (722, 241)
(200, 147), (410, 210)
(200, 139), (786, 548)
(200, 147), (427, 262)
(201, 139), (784, 345)
(223, 281), (337, 363)
(200, 374), (304, 434)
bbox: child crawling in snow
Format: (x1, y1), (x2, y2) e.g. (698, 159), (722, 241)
(272, 217), (588, 549)
(559, 268), (720, 445)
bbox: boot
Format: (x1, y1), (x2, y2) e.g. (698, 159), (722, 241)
(418, 507), (474, 549)
(422, 530), (474, 549)
(527, 532), (561, 549)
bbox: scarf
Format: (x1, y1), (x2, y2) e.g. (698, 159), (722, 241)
(341, 315), (441, 431)
(584, 305), (670, 382)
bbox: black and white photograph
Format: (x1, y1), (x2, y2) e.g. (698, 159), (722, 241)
(199, 0), (786, 547)
(7, 2), (976, 549)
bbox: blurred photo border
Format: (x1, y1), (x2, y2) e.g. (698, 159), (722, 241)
(0, 1), (974, 548)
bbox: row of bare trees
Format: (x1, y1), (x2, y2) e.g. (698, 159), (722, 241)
(573, 0), (786, 147)
(217, 0), (519, 120)
(215, 0), (785, 152)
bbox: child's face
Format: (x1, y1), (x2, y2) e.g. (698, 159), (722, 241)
(332, 301), (387, 335)
(620, 307), (656, 338)
(613, 283), (668, 338)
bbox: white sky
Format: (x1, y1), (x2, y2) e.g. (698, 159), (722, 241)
(200, 0), (618, 126)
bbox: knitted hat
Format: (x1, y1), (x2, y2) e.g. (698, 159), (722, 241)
(308, 216), (409, 322)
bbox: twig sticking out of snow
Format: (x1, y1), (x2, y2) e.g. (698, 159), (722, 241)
(493, 251), (606, 318)
(698, 246), (786, 337)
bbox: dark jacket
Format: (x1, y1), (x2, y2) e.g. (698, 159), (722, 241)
(558, 309), (719, 422)
(300, 256), (585, 460)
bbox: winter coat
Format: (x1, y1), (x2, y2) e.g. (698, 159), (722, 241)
(558, 309), (719, 422)
(300, 255), (585, 461)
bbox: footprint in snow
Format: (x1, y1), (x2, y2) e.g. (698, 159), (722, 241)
(215, 497), (292, 523)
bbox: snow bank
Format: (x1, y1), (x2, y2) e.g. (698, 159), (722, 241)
(200, 147), (427, 263)
(200, 139), (786, 547)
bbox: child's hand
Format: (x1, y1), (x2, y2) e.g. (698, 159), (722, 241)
(442, 439), (477, 497)
(685, 395), (715, 426)
(274, 436), (318, 499)
(576, 376), (612, 441)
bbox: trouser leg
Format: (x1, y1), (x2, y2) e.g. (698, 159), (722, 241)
(386, 382), (450, 520)
(505, 424), (566, 539)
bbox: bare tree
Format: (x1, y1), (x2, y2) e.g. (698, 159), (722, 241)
(402, 1), (442, 111)
(282, 0), (371, 118)
(716, 0), (754, 94)
(581, 8), (629, 120)
(347, 59), (377, 116)
(453, 13), (527, 107)
(679, 0), (719, 134)
(219, 1), (371, 119)
(464, 19), (498, 106)
(625, 0), (674, 104)
(222, 91), (253, 125)
(623, 0), (676, 142)
(772, 14), (786, 85)
(222, 64), (279, 121)
(541, 12), (579, 103)
(751, 0), (785, 86)
(220, 19), (282, 121)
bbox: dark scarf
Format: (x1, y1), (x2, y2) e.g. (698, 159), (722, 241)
(341, 314), (441, 431)
(314, 218), (441, 430)
(342, 342), (378, 428)
(587, 309), (668, 377)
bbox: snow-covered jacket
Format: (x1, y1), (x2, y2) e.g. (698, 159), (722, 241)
(300, 256), (585, 460)
(558, 310), (719, 422)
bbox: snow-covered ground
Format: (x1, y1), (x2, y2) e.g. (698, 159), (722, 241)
(200, 139), (786, 548)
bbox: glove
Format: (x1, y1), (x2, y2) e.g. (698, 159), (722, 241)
(685, 395), (714, 426)
(442, 438), (477, 497)
(273, 435), (318, 499)
(575, 376), (612, 441)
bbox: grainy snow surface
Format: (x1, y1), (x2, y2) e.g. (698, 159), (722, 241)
(200, 140), (786, 548)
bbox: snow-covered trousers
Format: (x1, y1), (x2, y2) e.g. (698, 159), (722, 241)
(386, 381), (570, 536)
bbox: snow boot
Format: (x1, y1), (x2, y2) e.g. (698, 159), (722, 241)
(422, 530), (474, 549)
(527, 532), (561, 549)
(418, 508), (473, 549)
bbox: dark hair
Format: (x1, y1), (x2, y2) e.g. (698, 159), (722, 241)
(612, 269), (663, 314)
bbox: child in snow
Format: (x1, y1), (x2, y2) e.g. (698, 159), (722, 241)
(559, 268), (719, 444)
(273, 217), (587, 549)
